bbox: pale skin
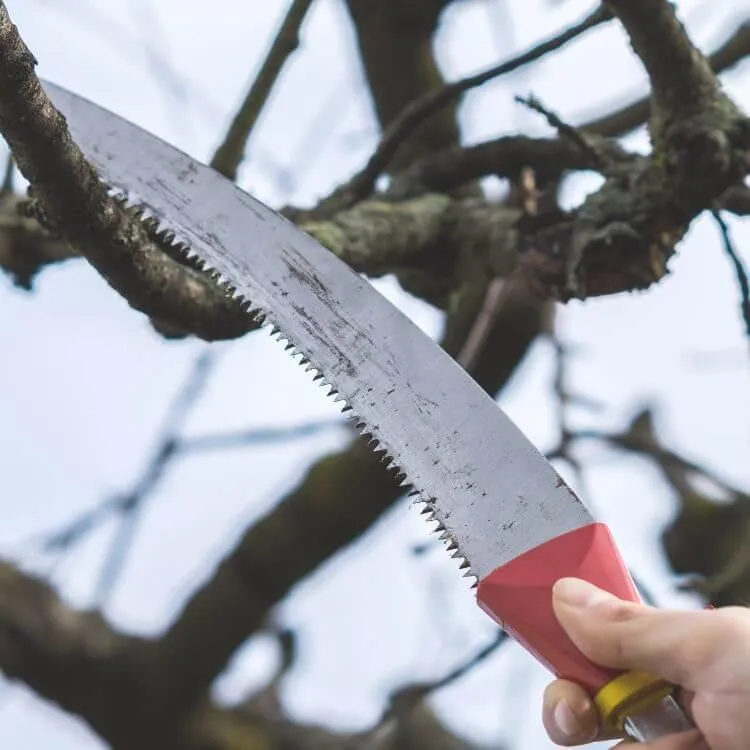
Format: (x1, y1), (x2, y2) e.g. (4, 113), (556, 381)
(542, 578), (750, 750)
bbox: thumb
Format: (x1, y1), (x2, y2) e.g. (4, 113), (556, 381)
(552, 578), (740, 690)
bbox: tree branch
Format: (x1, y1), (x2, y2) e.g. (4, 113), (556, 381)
(0, 561), (483, 750)
(581, 19), (750, 137)
(324, 5), (611, 211)
(0, 3), (254, 340)
(605, 0), (731, 130)
(388, 133), (635, 199)
(0, 561), (137, 743)
(721, 183), (750, 216)
(0, 192), (77, 288)
(525, 1), (749, 299)
(572, 409), (750, 607)
(210, 0), (316, 180)
(143, 438), (403, 719)
(712, 208), (750, 341)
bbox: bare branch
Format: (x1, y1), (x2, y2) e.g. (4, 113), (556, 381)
(1, 152), (12, 193)
(380, 631), (507, 723)
(304, 193), (452, 276)
(0, 3), (254, 340)
(573, 414), (750, 505)
(711, 209), (750, 342)
(211, 0), (316, 180)
(605, 0), (729, 126)
(546, 335), (582, 474)
(579, 409), (750, 607)
(516, 95), (613, 175)
(27, 419), (342, 566)
(178, 419), (342, 454)
(388, 132), (635, 199)
(456, 278), (510, 372)
(581, 20), (750, 137)
(0, 561), (135, 740)
(93, 350), (219, 605)
(321, 5), (611, 212)
(0, 192), (77, 288)
(0, 561), (481, 750)
(721, 184), (750, 216)
(142, 438), (404, 719)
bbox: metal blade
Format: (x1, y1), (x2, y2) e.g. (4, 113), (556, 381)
(43, 80), (593, 580)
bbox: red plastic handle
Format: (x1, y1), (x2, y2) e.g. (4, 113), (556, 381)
(476, 522), (639, 695)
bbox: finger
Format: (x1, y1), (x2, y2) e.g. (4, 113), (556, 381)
(628, 729), (707, 750)
(551, 578), (747, 689)
(542, 679), (600, 746)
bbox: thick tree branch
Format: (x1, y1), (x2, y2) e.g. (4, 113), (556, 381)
(143, 439), (403, 721)
(0, 561), (138, 743)
(606, 0), (731, 129)
(0, 192), (76, 287)
(305, 193), (452, 276)
(721, 183), (750, 216)
(581, 19), (750, 138)
(0, 133), (633, 293)
(0, 4), (253, 340)
(522, 6), (750, 298)
(388, 134), (635, 199)
(0, 561), (483, 750)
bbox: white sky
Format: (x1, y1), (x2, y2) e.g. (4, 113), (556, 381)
(1, 1), (749, 749)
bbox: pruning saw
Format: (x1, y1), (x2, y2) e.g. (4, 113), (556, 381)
(39, 80), (695, 743)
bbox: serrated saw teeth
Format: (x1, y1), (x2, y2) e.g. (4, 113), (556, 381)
(108, 185), (479, 584)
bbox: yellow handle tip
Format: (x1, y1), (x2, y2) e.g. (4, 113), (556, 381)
(595, 671), (674, 730)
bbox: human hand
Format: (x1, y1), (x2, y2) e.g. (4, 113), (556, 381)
(541, 578), (750, 749)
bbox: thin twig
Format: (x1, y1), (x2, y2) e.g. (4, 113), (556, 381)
(457, 168), (540, 373)
(712, 209), (750, 341)
(326, 5), (611, 211)
(93, 348), (220, 604)
(178, 419), (342, 453)
(456, 278), (509, 372)
(361, 630), (508, 746)
(517, 94), (610, 173)
(26, 415), (341, 561)
(210, 0), (316, 180)
(545, 333), (605, 464)
(570, 426), (750, 504)
(419, 630), (507, 695)
(549, 334), (577, 467)
(1, 153), (13, 193)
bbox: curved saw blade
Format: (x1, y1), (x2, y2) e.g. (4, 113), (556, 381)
(42, 80), (592, 580)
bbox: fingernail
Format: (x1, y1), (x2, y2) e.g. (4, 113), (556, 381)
(554, 578), (616, 608)
(553, 699), (584, 739)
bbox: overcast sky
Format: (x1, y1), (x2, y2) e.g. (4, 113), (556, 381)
(1, 1), (749, 749)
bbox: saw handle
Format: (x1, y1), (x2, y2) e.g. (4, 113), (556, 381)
(475, 522), (694, 742)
